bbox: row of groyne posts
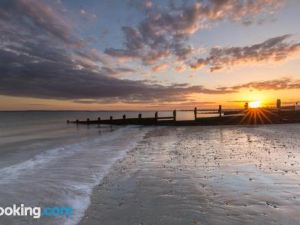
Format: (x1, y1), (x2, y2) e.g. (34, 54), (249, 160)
(67, 99), (300, 125)
(68, 105), (225, 124)
(71, 110), (178, 124)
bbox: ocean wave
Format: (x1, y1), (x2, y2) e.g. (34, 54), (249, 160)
(0, 126), (151, 225)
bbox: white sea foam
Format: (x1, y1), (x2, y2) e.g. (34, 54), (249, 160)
(62, 127), (150, 225)
(0, 126), (150, 225)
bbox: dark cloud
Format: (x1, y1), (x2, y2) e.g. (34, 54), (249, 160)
(191, 34), (300, 71)
(0, 46), (236, 102)
(1, 37), (300, 103)
(0, 0), (135, 73)
(106, 0), (284, 65)
(0, 0), (79, 45)
(100, 66), (136, 77)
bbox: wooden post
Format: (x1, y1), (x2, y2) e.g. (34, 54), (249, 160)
(87, 118), (90, 124)
(138, 113), (142, 120)
(173, 110), (176, 121)
(110, 116), (113, 121)
(194, 107), (197, 120)
(76, 119), (79, 124)
(155, 112), (158, 122)
(98, 117), (101, 121)
(244, 102), (249, 111)
(123, 114), (126, 120)
(218, 105), (222, 117)
(277, 99), (281, 119)
(277, 99), (281, 110)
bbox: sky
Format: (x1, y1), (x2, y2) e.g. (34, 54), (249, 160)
(0, 0), (300, 110)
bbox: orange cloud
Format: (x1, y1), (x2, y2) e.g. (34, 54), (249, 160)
(191, 35), (300, 71)
(152, 63), (168, 72)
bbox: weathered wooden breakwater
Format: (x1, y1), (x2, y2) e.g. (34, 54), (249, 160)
(69, 110), (178, 126)
(68, 100), (300, 126)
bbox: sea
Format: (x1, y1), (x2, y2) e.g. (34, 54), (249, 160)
(0, 111), (167, 225)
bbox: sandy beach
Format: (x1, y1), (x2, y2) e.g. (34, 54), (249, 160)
(80, 124), (300, 225)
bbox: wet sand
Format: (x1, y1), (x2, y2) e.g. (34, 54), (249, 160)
(79, 125), (300, 225)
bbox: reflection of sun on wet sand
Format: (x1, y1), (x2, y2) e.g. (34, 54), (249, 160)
(80, 125), (300, 225)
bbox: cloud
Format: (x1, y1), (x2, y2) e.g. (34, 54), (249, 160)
(152, 63), (168, 72)
(106, 0), (284, 65)
(144, 0), (153, 9)
(79, 9), (97, 21)
(0, 0), (80, 46)
(1, 36), (299, 103)
(228, 77), (300, 91)
(100, 66), (136, 77)
(191, 34), (300, 71)
(0, 15), (235, 103)
(0, 43), (235, 102)
(0, 48), (237, 102)
(175, 63), (188, 73)
(0, 0), (135, 76)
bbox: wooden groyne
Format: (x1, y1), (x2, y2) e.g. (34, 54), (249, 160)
(68, 100), (300, 126)
(69, 110), (177, 126)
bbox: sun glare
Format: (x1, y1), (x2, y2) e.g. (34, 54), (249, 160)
(249, 101), (261, 108)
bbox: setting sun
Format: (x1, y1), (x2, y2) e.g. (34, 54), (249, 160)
(249, 101), (261, 108)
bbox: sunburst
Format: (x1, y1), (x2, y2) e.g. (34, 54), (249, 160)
(239, 108), (278, 125)
(249, 101), (261, 109)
